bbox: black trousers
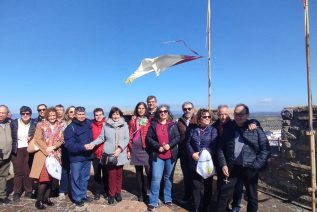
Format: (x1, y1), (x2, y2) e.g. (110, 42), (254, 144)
(215, 166), (259, 212)
(92, 156), (108, 196)
(179, 146), (193, 200)
(192, 172), (213, 212)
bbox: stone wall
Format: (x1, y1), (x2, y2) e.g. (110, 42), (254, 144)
(259, 106), (317, 206)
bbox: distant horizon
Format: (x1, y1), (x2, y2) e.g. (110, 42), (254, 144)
(10, 111), (282, 120)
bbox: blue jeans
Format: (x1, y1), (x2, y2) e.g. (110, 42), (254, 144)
(70, 160), (91, 202)
(149, 158), (175, 207)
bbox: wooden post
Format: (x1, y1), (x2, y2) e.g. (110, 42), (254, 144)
(207, 0), (212, 111)
(303, 0), (316, 211)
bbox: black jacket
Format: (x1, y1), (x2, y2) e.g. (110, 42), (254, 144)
(11, 118), (37, 154)
(217, 120), (271, 171)
(186, 125), (218, 171)
(146, 121), (180, 162)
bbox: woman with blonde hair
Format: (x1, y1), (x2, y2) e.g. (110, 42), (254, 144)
(59, 105), (75, 199)
(30, 107), (63, 209)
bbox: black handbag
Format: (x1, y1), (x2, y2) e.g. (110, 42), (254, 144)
(100, 153), (118, 166)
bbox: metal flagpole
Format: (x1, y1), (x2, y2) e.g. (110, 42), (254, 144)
(303, 0), (316, 211)
(207, 0), (211, 111)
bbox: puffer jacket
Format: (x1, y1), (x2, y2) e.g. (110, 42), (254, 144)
(146, 121), (180, 162)
(10, 118), (37, 154)
(217, 120), (271, 171)
(186, 125), (218, 171)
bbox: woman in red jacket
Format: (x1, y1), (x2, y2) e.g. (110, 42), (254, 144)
(128, 102), (151, 202)
(91, 108), (108, 200)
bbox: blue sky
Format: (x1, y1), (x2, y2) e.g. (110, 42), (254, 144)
(1, 0), (316, 113)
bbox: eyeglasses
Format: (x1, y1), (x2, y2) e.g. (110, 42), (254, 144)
(21, 112), (31, 116)
(75, 106), (85, 112)
(159, 110), (168, 114)
(234, 112), (247, 117)
(183, 107), (192, 111)
(37, 108), (46, 112)
(202, 116), (211, 119)
(69, 111), (74, 114)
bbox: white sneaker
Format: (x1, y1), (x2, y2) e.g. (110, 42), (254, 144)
(59, 193), (66, 200)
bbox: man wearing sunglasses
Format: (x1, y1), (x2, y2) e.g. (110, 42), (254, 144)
(35, 104), (47, 123)
(176, 101), (197, 203)
(0, 105), (13, 204)
(215, 104), (270, 212)
(10, 106), (37, 203)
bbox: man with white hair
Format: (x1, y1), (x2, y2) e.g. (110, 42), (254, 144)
(0, 105), (12, 204)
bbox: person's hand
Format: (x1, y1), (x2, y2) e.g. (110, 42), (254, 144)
(192, 152), (199, 161)
(113, 148), (122, 157)
(222, 165), (229, 177)
(127, 151), (131, 159)
(248, 123), (257, 130)
(163, 144), (170, 151)
(159, 147), (164, 153)
(84, 144), (94, 150)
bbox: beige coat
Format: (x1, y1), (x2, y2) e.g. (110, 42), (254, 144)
(29, 123), (63, 179)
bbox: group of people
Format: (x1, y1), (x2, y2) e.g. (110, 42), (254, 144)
(0, 95), (271, 212)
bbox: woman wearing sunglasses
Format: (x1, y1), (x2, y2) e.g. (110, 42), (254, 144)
(186, 108), (218, 212)
(58, 105), (75, 200)
(10, 106), (37, 203)
(146, 105), (180, 211)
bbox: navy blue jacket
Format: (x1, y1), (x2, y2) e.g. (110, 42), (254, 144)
(217, 120), (271, 171)
(11, 118), (37, 154)
(146, 121), (180, 162)
(186, 125), (218, 171)
(64, 118), (93, 163)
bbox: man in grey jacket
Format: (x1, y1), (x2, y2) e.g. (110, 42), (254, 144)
(0, 105), (13, 204)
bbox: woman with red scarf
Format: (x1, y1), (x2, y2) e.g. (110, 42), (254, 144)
(91, 108), (108, 200)
(127, 102), (151, 202)
(30, 107), (63, 210)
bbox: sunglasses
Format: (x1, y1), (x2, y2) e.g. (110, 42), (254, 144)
(159, 110), (168, 114)
(21, 112), (31, 116)
(183, 107), (192, 111)
(234, 112), (247, 117)
(37, 109), (46, 112)
(202, 116), (211, 119)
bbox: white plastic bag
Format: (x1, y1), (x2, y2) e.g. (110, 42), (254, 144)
(196, 149), (215, 179)
(45, 155), (62, 180)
